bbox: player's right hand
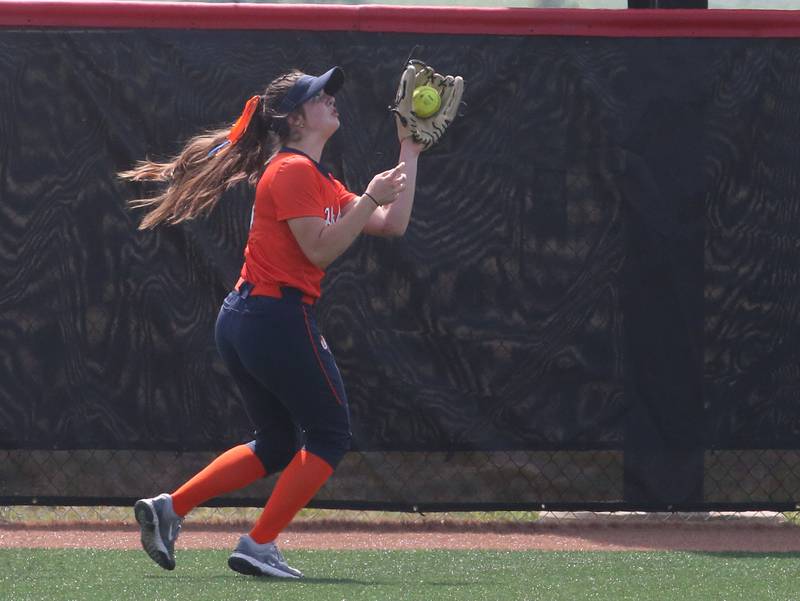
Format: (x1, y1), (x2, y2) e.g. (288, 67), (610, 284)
(365, 162), (407, 206)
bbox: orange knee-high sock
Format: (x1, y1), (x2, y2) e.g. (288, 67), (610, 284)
(170, 444), (266, 517)
(249, 449), (334, 544)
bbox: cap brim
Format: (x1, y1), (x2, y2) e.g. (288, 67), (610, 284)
(279, 67), (345, 114)
(304, 66), (344, 102)
(321, 66), (345, 95)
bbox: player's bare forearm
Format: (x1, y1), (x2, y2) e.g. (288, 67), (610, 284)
(364, 139), (422, 237)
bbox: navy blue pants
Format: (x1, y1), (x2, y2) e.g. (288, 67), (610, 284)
(214, 285), (351, 473)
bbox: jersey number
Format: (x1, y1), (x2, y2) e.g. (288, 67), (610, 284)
(324, 206), (339, 225)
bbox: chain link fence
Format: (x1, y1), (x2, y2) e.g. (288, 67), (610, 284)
(3, 448), (799, 527)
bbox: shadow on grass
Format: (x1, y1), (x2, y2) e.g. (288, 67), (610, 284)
(144, 574), (379, 585)
(142, 573), (495, 587)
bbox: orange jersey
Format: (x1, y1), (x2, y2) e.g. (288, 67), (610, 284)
(239, 149), (356, 301)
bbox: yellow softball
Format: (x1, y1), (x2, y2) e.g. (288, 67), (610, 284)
(412, 85), (441, 118)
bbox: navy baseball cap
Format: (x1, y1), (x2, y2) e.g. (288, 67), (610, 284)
(278, 67), (345, 113)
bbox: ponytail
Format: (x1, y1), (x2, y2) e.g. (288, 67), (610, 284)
(120, 71), (303, 230)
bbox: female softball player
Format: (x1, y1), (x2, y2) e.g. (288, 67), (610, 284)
(120, 66), (422, 578)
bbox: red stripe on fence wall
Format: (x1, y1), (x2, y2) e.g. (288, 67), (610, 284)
(3, 2), (800, 38)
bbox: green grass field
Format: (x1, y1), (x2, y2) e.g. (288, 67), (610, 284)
(2, 549), (799, 601)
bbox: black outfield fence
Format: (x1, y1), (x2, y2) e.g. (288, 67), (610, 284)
(2, 4), (800, 511)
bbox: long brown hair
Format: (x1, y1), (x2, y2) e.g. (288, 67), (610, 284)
(119, 70), (304, 230)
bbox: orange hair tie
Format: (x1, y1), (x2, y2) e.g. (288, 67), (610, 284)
(227, 95), (261, 145)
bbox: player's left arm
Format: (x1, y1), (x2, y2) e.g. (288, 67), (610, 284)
(343, 138), (424, 237)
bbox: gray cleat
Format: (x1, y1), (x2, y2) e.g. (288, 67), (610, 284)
(134, 493), (183, 570)
(228, 534), (303, 578)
